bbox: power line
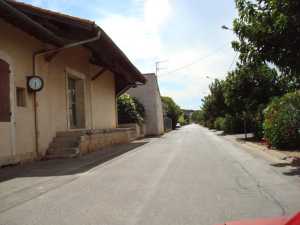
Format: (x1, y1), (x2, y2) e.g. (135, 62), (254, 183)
(160, 43), (229, 76)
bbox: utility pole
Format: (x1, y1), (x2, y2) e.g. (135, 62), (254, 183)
(155, 60), (168, 76)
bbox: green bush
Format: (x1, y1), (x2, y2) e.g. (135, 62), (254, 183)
(253, 119), (264, 140)
(214, 117), (225, 131)
(191, 110), (204, 124)
(178, 114), (187, 126)
(223, 114), (244, 134)
(263, 91), (300, 149)
(117, 94), (145, 124)
(161, 96), (182, 130)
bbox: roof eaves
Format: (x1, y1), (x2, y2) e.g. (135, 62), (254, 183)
(3, 0), (146, 84)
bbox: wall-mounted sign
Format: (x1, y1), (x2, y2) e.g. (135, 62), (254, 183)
(27, 76), (44, 92)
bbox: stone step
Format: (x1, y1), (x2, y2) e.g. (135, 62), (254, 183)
(46, 148), (80, 159)
(47, 147), (80, 154)
(50, 140), (79, 148)
(53, 136), (80, 143)
(56, 130), (86, 137)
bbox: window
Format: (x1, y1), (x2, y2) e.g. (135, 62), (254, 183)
(16, 87), (26, 107)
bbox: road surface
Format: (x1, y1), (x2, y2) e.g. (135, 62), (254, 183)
(1, 125), (300, 225)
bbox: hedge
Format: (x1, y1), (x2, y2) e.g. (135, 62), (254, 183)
(263, 91), (300, 149)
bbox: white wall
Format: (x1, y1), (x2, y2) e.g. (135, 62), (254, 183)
(127, 73), (164, 136)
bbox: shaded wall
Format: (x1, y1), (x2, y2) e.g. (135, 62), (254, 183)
(127, 73), (164, 136)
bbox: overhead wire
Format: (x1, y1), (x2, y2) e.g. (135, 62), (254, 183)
(160, 43), (230, 76)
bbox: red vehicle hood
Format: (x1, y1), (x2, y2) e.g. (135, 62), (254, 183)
(216, 212), (300, 225)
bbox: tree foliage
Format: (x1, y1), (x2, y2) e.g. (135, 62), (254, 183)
(264, 91), (300, 149)
(161, 96), (182, 130)
(224, 63), (280, 116)
(214, 117), (226, 131)
(201, 79), (227, 128)
(191, 110), (204, 124)
(117, 94), (145, 124)
(232, 0), (300, 87)
(199, 0), (300, 149)
(200, 63), (281, 135)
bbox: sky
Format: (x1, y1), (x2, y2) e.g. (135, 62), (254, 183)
(23, 0), (238, 110)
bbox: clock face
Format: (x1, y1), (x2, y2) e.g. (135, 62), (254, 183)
(28, 76), (44, 91)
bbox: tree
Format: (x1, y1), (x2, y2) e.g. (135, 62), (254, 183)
(117, 94), (145, 124)
(191, 110), (204, 124)
(224, 63), (282, 138)
(201, 79), (227, 128)
(161, 96), (182, 130)
(232, 0), (300, 88)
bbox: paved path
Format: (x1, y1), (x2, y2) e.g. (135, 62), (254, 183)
(1, 125), (300, 225)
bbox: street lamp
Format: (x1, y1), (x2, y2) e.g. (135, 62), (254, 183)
(221, 25), (233, 31)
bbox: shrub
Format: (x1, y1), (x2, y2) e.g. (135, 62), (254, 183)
(191, 110), (204, 124)
(223, 114), (244, 134)
(253, 118), (264, 140)
(263, 91), (300, 149)
(117, 94), (145, 124)
(214, 117), (225, 131)
(178, 114), (187, 126)
(161, 96), (182, 130)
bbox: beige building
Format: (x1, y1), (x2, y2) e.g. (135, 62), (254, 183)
(0, 0), (145, 166)
(127, 73), (164, 136)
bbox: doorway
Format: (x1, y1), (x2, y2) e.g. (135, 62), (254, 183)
(0, 59), (13, 159)
(67, 76), (86, 129)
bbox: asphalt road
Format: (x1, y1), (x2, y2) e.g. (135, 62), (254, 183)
(1, 125), (300, 225)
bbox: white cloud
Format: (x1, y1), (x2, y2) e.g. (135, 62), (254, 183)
(96, 0), (236, 109)
(144, 0), (171, 31)
(157, 44), (236, 109)
(100, 14), (162, 61)
(98, 0), (171, 63)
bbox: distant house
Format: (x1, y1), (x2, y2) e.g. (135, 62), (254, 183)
(127, 73), (164, 136)
(0, 0), (145, 166)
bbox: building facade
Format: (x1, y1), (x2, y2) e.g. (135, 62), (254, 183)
(0, 0), (145, 166)
(127, 73), (164, 136)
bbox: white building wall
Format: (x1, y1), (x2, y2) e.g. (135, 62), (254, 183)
(127, 73), (164, 136)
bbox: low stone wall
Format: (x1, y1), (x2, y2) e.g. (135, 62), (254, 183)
(78, 128), (134, 154)
(118, 123), (146, 139)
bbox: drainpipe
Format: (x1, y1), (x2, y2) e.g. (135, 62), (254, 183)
(32, 31), (102, 158)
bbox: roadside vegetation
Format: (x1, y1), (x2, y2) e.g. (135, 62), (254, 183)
(117, 94), (145, 124)
(192, 0), (300, 150)
(161, 96), (184, 129)
(118, 94), (187, 130)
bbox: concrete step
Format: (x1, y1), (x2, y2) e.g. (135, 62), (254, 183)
(47, 147), (80, 155)
(46, 148), (80, 159)
(56, 131), (86, 137)
(53, 136), (80, 143)
(50, 140), (79, 148)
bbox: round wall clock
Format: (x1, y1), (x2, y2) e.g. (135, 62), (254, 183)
(27, 76), (44, 92)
